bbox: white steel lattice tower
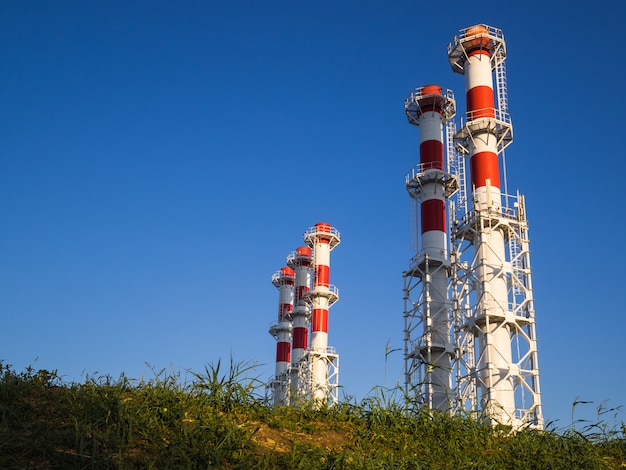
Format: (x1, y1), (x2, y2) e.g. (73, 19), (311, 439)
(404, 85), (458, 412)
(448, 24), (543, 428)
(269, 266), (295, 406)
(304, 222), (340, 405)
(287, 246), (313, 398)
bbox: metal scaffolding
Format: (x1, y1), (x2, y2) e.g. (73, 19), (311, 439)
(403, 24), (543, 429)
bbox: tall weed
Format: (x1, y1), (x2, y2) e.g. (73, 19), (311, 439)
(0, 360), (624, 469)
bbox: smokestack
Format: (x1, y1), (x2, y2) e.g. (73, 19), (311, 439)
(269, 265), (295, 405)
(304, 222), (340, 403)
(287, 246), (312, 396)
(450, 24), (514, 424)
(448, 24), (543, 428)
(404, 85), (456, 411)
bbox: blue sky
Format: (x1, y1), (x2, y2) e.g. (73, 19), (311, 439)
(1, 1), (624, 429)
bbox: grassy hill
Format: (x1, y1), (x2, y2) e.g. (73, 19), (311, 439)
(1, 360), (624, 469)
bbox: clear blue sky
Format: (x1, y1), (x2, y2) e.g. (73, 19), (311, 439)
(2, 1), (624, 429)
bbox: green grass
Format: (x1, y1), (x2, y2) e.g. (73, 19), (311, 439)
(1, 360), (624, 469)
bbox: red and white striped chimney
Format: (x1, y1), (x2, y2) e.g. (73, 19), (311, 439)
(269, 265), (295, 405)
(463, 25), (501, 212)
(304, 222), (340, 402)
(405, 84), (455, 410)
(287, 246), (312, 394)
(450, 24), (514, 423)
(416, 84), (449, 262)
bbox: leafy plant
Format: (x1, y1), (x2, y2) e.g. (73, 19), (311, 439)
(0, 360), (624, 469)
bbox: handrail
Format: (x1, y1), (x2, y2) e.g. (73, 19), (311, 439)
(309, 346), (338, 355)
(455, 24), (504, 44)
(409, 249), (450, 271)
(405, 162), (446, 185)
(455, 192), (524, 227)
(268, 320), (292, 338)
(406, 86), (455, 104)
(459, 107), (511, 126)
(309, 283), (339, 298)
(405, 87), (456, 123)
(271, 270), (295, 287)
(303, 225), (340, 240)
(269, 319), (292, 328)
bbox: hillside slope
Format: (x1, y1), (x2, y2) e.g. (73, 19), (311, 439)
(1, 362), (624, 469)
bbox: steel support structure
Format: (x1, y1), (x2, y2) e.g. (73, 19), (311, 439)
(404, 25), (543, 429)
(448, 24), (543, 428)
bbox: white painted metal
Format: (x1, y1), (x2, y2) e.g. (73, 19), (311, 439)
(287, 247), (312, 400)
(304, 224), (341, 406)
(403, 87), (458, 412)
(269, 226), (341, 407)
(447, 24), (543, 429)
(269, 267), (294, 406)
(304, 347), (340, 406)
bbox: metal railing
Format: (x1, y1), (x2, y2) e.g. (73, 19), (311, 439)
(408, 249), (450, 272)
(461, 107), (511, 125)
(405, 162), (445, 185)
(454, 191), (525, 230)
(303, 225), (340, 240)
(271, 270), (295, 286)
(405, 87), (456, 124)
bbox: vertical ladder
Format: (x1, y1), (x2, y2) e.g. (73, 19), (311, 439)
(510, 193), (527, 296)
(495, 51), (508, 114)
(509, 230), (522, 296)
(494, 47), (512, 195)
(447, 119), (467, 218)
